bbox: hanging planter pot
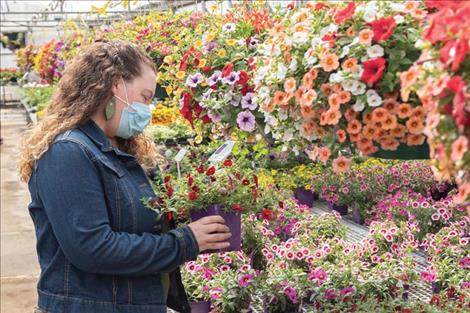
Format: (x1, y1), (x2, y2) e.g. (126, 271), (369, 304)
(370, 142), (430, 160)
(402, 284), (410, 301)
(293, 187), (317, 208)
(351, 204), (365, 225)
(328, 202), (348, 215)
(190, 301), (211, 313)
(190, 204), (241, 253)
(432, 282), (442, 294)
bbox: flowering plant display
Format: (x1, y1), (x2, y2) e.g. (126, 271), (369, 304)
(19, 83), (55, 113)
(255, 0), (429, 173)
(15, 44), (36, 72)
(402, 1), (470, 206)
(0, 68), (22, 84)
(421, 218), (470, 294)
(33, 40), (66, 84)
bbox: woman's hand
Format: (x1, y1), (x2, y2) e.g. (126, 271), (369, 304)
(188, 215), (231, 252)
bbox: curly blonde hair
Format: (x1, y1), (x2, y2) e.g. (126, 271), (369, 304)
(18, 41), (160, 183)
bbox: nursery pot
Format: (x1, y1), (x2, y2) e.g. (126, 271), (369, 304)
(351, 204), (365, 225)
(402, 284), (410, 301)
(293, 187), (317, 207)
(432, 282), (442, 294)
(190, 301), (211, 313)
(371, 142), (430, 160)
(191, 204), (241, 253)
(327, 202), (348, 215)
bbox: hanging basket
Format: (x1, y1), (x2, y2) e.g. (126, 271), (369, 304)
(370, 142), (430, 160)
(190, 301), (211, 313)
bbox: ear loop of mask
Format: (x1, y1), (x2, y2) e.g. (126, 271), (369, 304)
(105, 78), (130, 120)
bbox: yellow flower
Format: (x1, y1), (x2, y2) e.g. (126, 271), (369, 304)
(194, 39), (203, 49)
(206, 33), (216, 42)
(163, 55), (173, 64)
(271, 169), (278, 176)
(217, 49), (226, 58)
(156, 72), (163, 83)
(175, 71), (186, 80)
(165, 85), (173, 95)
(226, 39), (237, 46)
(198, 59), (207, 68)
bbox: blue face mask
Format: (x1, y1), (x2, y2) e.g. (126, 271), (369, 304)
(113, 80), (153, 139)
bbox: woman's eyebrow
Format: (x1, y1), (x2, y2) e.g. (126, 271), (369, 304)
(143, 89), (155, 98)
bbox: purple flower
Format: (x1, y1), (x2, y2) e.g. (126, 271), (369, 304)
(186, 73), (203, 88)
(459, 257), (470, 269)
(340, 287), (356, 297)
(241, 93), (257, 110)
(206, 41), (218, 53)
(324, 288), (337, 300)
(308, 268), (328, 285)
(461, 282), (470, 289)
(208, 70), (221, 86)
(420, 267), (437, 283)
(239, 274), (253, 287)
(248, 37), (259, 49)
(223, 71), (240, 85)
(284, 286), (299, 304)
(236, 111), (256, 132)
(208, 111), (221, 123)
(222, 23), (236, 32)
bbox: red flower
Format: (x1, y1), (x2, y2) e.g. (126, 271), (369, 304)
(192, 186), (200, 193)
(197, 166), (205, 174)
(237, 70), (250, 86)
(241, 84), (254, 96)
(164, 176), (171, 183)
(242, 179), (250, 186)
(440, 37), (469, 72)
(334, 2), (356, 24)
(235, 172), (241, 180)
(201, 115), (211, 124)
(221, 63), (234, 77)
(206, 166), (216, 176)
(187, 176), (193, 186)
(194, 102), (203, 118)
(370, 17), (396, 42)
(188, 191), (198, 201)
(261, 208), (274, 220)
(314, 3), (328, 11)
(253, 175), (259, 187)
(180, 93), (194, 126)
(447, 76), (468, 126)
(167, 187), (174, 198)
(223, 159), (233, 167)
(247, 56), (256, 71)
(361, 57), (386, 85)
(287, 2), (295, 10)
(165, 212), (173, 222)
(231, 204), (243, 212)
(202, 65), (212, 72)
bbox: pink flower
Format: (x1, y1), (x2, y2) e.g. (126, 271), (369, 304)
(286, 251), (295, 260)
(284, 286), (299, 304)
(420, 267), (437, 283)
(324, 288), (337, 300)
(340, 287), (356, 297)
(220, 265), (230, 272)
(224, 257), (233, 264)
(210, 288), (223, 300)
(451, 136), (468, 163)
(459, 257), (470, 269)
(431, 213), (440, 221)
(309, 268), (329, 285)
(239, 274), (254, 287)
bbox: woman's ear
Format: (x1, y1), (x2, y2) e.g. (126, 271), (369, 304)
(111, 78), (121, 96)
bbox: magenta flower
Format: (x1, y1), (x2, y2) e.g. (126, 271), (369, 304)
(340, 287), (356, 297)
(210, 288), (223, 300)
(284, 286), (299, 304)
(236, 110), (256, 132)
(308, 268), (328, 285)
(459, 257), (470, 269)
(324, 288), (337, 300)
(420, 267), (437, 283)
(239, 274), (253, 287)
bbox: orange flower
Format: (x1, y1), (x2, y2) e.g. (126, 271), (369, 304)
(338, 91), (351, 104)
(270, 22), (285, 37)
(318, 147), (332, 164)
(376, 129), (388, 140)
(284, 77), (297, 94)
(381, 114), (398, 130)
(406, 134), (426, 146)
(347, 119), (362, 134)
(302, 73), (314, 89)
(375, 121), (384, 129)
(383, 98), (398, 114)
(302, 121), (316, 136)
(320, 53), (339, 72)
(357, 136), (373, 150)
(295, 86), (307, 104)
(455, 182), (470, 204)
(308, 68), (318, 80)
(391, 124), (407, 138)
(332, 156), (351, 174)
(380, 137), (400, 151)
(400, 65), (420, 90)
(358, 29), (373, 44)
(346, 26), (356, 37)
(328, 93), (341, 110)
(451, 136), (468, 162)
(404, 0), (419, 13)
(302, 89), (318, 107)
(362, 125), (379, 140)
(411, 106), (426, 119)
(406, 117), (424, 135)
(321, 83), (334, 96)
(344, 108), (357, 121)
(372, 108), (389, 123)
(342, 58), (358, 72)
(363, 112), (373, 124)
(300, 105), (316, 119)
(361, 145), (379, 156)
(349, 132), (361, 142)
(332, 83), (343, 93)
(322, 109), (342, 125)
(336, 129), (347, 143)
(397, 103), (412, 119)
(273, 91), (289, 106)
(261, 100), (275, 113)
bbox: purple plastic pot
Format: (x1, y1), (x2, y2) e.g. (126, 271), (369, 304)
(190, 204), (241, 253)
(327, 202), (348, 215)
(402, 284), (410, 301)
(351, 205), (365, 225)
(432, 282), (442, 294)
(190, 301), (211, 313)
(293, 187), (317, 207)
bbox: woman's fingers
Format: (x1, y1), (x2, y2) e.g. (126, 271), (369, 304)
(197, 215), (226, 225)
(204, 223), (230, 234)
(205, 232), (232, 243)
(205, 242), (231, 251)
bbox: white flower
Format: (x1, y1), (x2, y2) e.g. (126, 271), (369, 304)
(224, 91), (234, 102)
(329, 72), (344, 83)
(367, 45), (384, 58)
(414, 39), (425, 49)
(276, 64), (288, 80)
(292, 32), (309, 45)
(342, 79), (360, 93)
(320, 24), (338, 37)
(222, 23), (236, 32)
(394, 15), (405, 24)
(352, 99), (366, 112)
(363, 8), (377, 23)
(366, 90), (382, 107)
(283, 130), (294, 142)
(237, 38), (245, 46)
(340, 45), (351, 58)
(389, 2), (405, 11)
(258, 86), (271, 101)
(351, 82), (366, 96)
(311, 37), (322, 49)
(289, 59), (298, 72)
(279, 110), (288, 121)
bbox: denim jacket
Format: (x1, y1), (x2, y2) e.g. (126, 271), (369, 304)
(28, 119), (199, 313)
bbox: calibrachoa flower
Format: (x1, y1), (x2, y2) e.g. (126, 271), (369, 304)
(237, 111), (256, 132)
(239, 274), (253, 287)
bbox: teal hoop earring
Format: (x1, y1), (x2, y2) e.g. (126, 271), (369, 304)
(105, 99), (116, 120)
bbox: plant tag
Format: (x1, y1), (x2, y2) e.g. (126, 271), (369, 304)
(174, 148), (187, 163)
(208, 140), (235, 163)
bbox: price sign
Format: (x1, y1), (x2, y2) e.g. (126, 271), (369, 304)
(208, 140), (235, 163)
(174, 148), (188, 162)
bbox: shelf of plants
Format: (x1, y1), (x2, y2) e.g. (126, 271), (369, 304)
(15, 1), (470, 312)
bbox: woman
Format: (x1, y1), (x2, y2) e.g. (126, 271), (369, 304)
(18, 41), (231, 313)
